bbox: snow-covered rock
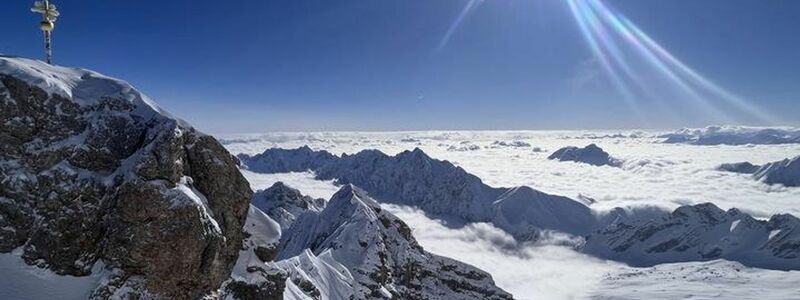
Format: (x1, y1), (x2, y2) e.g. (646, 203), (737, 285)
(252, 182), (326, 231)
(583, 203), (800, 270)
(239, 147), (597, 239)
(0, 56), (252, 299)
(278, 185), (513, 299)
(547, 144), (622, 167)
(718, 155), (800, 187)
(221, 206), (286, 300)
(661, 125), (800, 145)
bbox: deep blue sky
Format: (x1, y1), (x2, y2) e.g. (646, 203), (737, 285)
(2, 0), (798, 133)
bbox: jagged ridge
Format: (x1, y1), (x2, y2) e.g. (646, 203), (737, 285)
(239, 147), (597, 240)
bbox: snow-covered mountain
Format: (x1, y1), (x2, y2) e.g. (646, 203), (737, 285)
(660, 125), (800, 145)
(239, 147), (597, 240)
(223, 183), (513, 299)
(277, 184), (514, 300)
(583, 203), (800, 270)
(718, 156), (800, 187)
(0, 56), (252, 298)
(252, 182), (326, 231)
(547, 144), (622, 167)
(242, 146), (337, 174)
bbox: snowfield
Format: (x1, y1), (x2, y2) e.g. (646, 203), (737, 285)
(225, 129), (800, 299)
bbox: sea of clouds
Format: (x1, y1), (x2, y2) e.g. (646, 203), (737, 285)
(230, 130), (800, 299)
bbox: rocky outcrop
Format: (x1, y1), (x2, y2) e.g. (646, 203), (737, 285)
(718, 162), (761, 174)
(0, 56), (251, 298)
(278, 185), (514, 300)
(251, 182), (326, 231)
(583, 203), (800, 270)
(239, 147), (597, 240)
(718, 156), (800, 187)
(547, 144), (622, 167)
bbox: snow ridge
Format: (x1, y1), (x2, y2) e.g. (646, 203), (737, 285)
(251, 182), (326, 231)
(583, 203), (800, 270)
(239, 147), (597, 240)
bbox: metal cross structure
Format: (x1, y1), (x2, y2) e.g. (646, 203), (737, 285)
(31, 0), (60, 64)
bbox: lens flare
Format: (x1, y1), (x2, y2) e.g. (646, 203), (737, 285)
(567, 0), (648, 122)
(568, 0), (775, 124)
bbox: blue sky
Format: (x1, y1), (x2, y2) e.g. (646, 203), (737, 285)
(2, 0), (798, 133)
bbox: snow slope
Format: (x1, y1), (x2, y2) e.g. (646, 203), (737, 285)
(0, 250), (107, 300)
(589, 260), (800, 299)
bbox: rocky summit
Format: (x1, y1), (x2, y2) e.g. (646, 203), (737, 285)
(0, 56), (251, 299)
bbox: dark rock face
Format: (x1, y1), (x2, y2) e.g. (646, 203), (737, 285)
(0, 57), (251, 298)
(583, 203), (800, 270)
(547, 144), (622, 167)
(718, 162), (760, 174)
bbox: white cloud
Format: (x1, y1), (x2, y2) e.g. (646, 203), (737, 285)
(225, 130), (800, 218)
(382, 204), (621, 300)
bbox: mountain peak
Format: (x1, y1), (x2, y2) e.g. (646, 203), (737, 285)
(0, 56), (252, 298)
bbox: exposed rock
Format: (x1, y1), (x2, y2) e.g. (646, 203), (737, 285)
(547, 144), (622, 167)
(718, 162), (761, 174)
(0, 56), (251, 298)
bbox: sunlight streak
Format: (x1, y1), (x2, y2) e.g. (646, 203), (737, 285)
(567, 0), (647, 123)
(569, 0), (775, 124)
(438, 0), (484, 51)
